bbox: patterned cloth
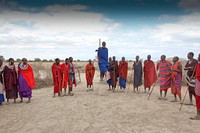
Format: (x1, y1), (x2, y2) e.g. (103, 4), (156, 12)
(171, 62), (182, 97)
(157, 60), (172, 91)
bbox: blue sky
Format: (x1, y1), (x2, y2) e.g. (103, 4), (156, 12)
(0, 0), (200, 61)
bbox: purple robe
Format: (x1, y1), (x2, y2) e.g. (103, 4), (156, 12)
(18, 73), (32, 98)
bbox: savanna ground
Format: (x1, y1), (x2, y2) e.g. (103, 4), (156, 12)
(0, 61), (199, 133)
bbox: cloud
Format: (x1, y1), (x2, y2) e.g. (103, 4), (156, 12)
(0, 3), (120, 60)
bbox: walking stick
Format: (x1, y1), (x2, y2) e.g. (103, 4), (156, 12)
(179, 89), (188, 111)
(147, 81), (157, 100)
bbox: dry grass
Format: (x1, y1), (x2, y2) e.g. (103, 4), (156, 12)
(19, 61), (188, 89)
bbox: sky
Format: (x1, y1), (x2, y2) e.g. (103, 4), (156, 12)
(0, 0), (200, 61)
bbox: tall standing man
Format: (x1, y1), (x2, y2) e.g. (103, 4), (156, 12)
(184, 52), (198, 105)
(157, 55), (172, 100)
(143, 55), (157, 93)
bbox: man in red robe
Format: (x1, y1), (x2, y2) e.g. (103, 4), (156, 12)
(118, 57), (128, 90)
(18, 58), (35, 103)
(191, 53), (200, 120)
(4, 58), (18, 103)
(171, 56), (182, 102)
(52, 58), (62, 97)
(85, 59), (95, 91)
(143, 55), (157, 93)
(61, 58), (69, 96)
(184, 52), (198, 105)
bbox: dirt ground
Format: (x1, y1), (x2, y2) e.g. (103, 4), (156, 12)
(0, 73), (199, 133)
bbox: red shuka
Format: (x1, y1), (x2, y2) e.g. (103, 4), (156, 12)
(61, 63), (69, 89)
(52, 63), (62, 93)
(118, 61), (128, 80)
(18, 64), (35, 89)
(85, 63), (95, 85)
(144, 60), (157, 88)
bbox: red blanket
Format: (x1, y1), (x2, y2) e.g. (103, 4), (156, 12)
(18, 64), (35, 89)
(144, 60), (157, 88)
(85, 63), (95, 85)
(118, 61), (128, 80)
(52, 63), (62, 93)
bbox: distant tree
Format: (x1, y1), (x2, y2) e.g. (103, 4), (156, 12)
(0, 55), (5, 61)
(16, 58), (21, 62)
(42, 59), (48, 62)
(34, 58), (41, 62)
(49, 59), (53, 62)
(77, 59), (80, 62)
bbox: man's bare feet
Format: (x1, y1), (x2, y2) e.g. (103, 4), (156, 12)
(26, 100), (31, 104)
(158, 97), (163, 100)
(163, 98), (167, 100)
(171, 99), (178, 102)
(185, 102), (193, 105)
(190, 116), (200, 120)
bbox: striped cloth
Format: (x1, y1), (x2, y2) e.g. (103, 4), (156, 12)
(157, 60), (172, 91)
(195, 80), (200, 96)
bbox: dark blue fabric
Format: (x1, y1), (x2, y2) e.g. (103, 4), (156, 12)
(120, 77), (126, 89)
(98, 47), (108, 73)
(0, 94), (4, 103)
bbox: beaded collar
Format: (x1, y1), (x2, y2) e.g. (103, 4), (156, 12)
(19, 63), (28, 70)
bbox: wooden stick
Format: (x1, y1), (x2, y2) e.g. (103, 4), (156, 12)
(179, 89), (188, 111)
(99, 38), (101, 47)
(147, 81), (157, 100)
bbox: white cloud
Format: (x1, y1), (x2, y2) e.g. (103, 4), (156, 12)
(0, 4), (120, 60)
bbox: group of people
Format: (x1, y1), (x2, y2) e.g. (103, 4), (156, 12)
(51, 57), (77, 97)
(97, 42), (200, 120)
(0, 58), (35, 104)
(0, 41), (200, 120)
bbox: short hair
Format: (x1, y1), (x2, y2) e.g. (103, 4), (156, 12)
(174, 56), (179, 61)
(8, 58), (14, 62)
(102, 42), (106, 46)
(22, 58), (27, 61)
(65, 58), (69, 61)
(188, 52), (194, 57)
(55, 58), (60, 62)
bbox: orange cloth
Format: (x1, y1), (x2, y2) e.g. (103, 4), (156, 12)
(171, 61), (182, 97)
(118, 61), (128, 80)
(144, 60), (157, 88)
(52, 63), (62, 93)
(85, 63), (95, 85)
(61, 63), (69, 89)
(18, 64), (35, 89)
